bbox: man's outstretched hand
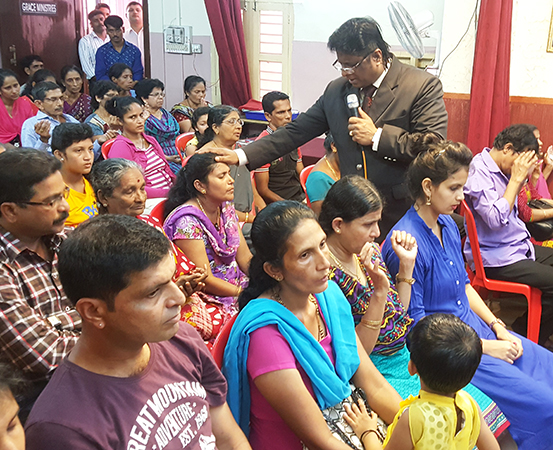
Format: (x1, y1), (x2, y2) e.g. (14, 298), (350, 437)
(197, 145), (240, 166)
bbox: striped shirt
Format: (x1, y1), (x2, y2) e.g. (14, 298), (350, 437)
(0, 227), (81, 380)
(143, 145), (173, 190)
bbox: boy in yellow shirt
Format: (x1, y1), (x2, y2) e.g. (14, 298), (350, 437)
(344, 313), (500, 450)
(51, 123), (97, 227)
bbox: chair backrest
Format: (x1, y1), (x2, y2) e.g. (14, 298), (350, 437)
(149, 199), (167, 223)
(459, 200), (486, 280)
(101, 138), (116, 159)
(175, 132), (196, 163)
(211, 314), (238, 369)
(299, 164), (315, 206)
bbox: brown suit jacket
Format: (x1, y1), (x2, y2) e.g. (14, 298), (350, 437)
(243, 56), (448, 235)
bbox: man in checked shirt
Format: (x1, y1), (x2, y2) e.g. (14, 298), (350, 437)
(0, 149), (80, 419)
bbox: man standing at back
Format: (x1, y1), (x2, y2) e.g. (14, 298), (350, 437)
(78, 9), (109, 83)
(124, 2), (145, 66)
(254, 91), (305, 204)
(208, 17), (448, 237)
(25, 215), (251, 450)
(0, 149), (79, 416)
(95, 15), (144, 82)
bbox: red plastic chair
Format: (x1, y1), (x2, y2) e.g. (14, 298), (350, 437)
(460, 200), (542, 343)
(149, 199), (167, 224)
(299, 164), (315, 206)
(175, 132), (196, 165)
(211, 315), (237, 369)
(101, 138), (116, 159)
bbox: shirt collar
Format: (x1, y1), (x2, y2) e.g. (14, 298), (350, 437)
(0, 225), (64, 263)
(265, 126), (274, 135)
(372, 64), (388, 90)
(480, 147), (504, 175)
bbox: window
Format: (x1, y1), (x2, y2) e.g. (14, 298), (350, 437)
(242, 1), (293, 100)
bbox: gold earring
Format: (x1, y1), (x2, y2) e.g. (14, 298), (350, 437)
(201, 189), (206, 194)
(98, 323), (104, 328)
(60, 158), (64, 162)
(426, 195), (432, 206)
(274, 275), (283, 282)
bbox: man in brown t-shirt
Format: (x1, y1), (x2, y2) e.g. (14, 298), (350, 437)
(25, 215), (250, 450)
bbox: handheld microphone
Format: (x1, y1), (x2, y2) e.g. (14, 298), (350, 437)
(346, 94), (360, 118)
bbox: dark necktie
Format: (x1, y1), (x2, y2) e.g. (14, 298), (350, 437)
(362, 85), (377, 113)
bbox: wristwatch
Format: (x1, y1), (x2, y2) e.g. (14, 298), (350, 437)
(488, 318), (506, 331)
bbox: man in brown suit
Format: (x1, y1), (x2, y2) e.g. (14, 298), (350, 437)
(210, 17), (448, 237)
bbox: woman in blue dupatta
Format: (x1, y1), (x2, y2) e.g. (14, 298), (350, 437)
(223, 201), (401, 450)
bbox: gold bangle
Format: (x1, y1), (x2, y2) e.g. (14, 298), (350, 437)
(360, 318), (381, 330)
(396, 274), (416, 285)
(360, 429), (379, 442)
(235, 286), (243, 297)
(245, 212), (249, 223)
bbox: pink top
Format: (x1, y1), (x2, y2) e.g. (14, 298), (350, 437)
(247, 323), (334, 450)
(0, 96), (36, 143)
(108, 133), (175, 198)
(536, 171), (552, 200)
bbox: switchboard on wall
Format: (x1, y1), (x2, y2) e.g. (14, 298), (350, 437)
(164, 26), (192, 54)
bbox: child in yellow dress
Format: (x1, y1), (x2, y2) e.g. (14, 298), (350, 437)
(344, 313), (500, 450)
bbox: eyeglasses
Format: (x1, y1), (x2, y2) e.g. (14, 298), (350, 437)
(149, 92), (165, 98)
(332, 51), (373, 75)
(222, 118), (244, 127)
(19, 187), (70, 208)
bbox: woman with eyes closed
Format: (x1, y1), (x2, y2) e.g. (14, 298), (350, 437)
(171, 75), (210, 133)
(223, 201), (402, 450)
(198, 105), (264, 225)
(104, 96), (175, 209)
(163, 152), (251, 337)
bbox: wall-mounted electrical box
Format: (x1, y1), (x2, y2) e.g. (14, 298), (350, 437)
(191, 43), (203, 54)
(164, 26), (192, 54)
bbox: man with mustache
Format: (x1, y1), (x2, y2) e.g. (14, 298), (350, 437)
(0, 149), (80, 419)
(20, 81), (79, 153)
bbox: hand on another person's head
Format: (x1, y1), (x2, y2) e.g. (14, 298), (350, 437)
(197, 146), (239, 166)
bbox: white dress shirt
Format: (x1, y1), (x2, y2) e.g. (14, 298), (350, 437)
(78, 32), (110, 79)
(124, 27), (144, 66)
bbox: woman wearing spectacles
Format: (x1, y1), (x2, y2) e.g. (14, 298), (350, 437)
(135, 78), (182, 174)
(198, 105), (264, 225)
(105, 96), (175, 211)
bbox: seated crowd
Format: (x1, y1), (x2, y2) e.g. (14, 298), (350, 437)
(3, 10), (553, 450)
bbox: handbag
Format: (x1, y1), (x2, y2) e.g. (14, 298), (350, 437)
(303, 387), (387, 450)
(526, 199), (553, 242)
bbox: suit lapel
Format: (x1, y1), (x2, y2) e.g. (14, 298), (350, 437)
(369, 56), (401, 123)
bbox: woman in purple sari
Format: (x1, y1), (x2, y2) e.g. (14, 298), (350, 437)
(164, 152), (252, 320)
(61, 65), (92, 122)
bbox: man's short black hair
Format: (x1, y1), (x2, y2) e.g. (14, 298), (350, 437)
(328, 17), (392, 63)
(409, 313), (482, 395)
(104, 15), (124, 30)
(51, 123), (94, 153)
(32, 81), (61, 102)
(0, 149), (61, 214)
(127, 1), (142, 9)
(493, 124), (539, 154)
(262, 91), (290, 115)
(20, 54), (43, 70)
(90, 80), (119, 109)
(58, 215), (172, 310)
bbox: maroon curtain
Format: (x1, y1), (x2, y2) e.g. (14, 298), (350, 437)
(466, 0), (513, 154)
(204, 0), (252, 107)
